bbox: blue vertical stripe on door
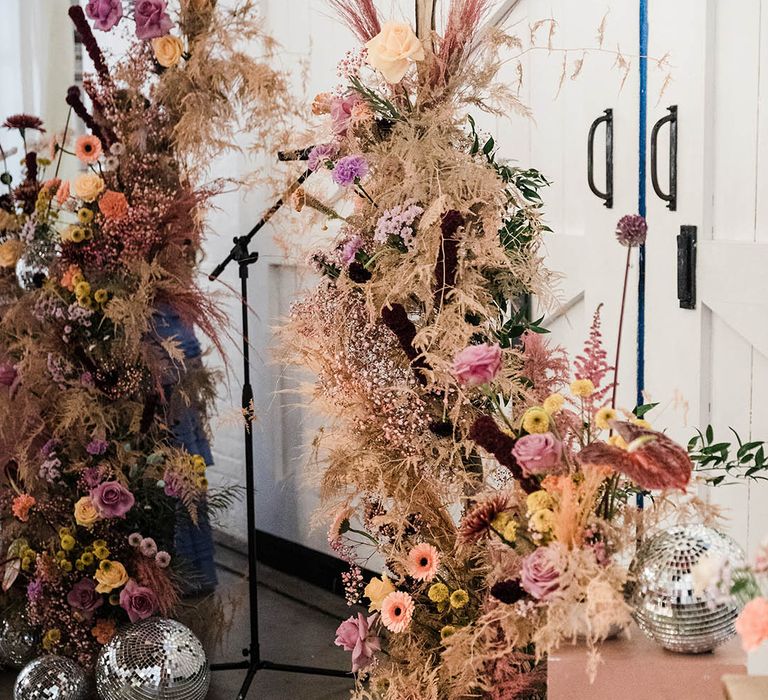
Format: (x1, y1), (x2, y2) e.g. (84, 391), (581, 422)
(637, 0), (648, 507)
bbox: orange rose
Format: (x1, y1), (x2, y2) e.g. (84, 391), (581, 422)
(98, 190), (128, 220)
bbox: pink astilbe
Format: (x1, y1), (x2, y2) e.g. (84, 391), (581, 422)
(520, 331), (570, 404)
(573, 304), (614, 408)
(329, 0), (381, 42)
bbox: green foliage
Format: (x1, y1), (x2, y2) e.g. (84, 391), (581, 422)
(494, 306), (548, 349)
(688, 426), (768, 486)
(633, 402), (659, 419)
(349, 76), (403, 121)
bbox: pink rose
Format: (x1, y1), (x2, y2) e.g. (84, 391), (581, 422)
(520, 547), (560, 600)
(334, 612), (380, 672)
(330, 94), (360, 136)
(90, 480), (135, 518)
(453, 343), (502, 386)
(736, 597), (768, 652)
(119, 579), (158, 622)
(134, 0), (173, 40)
(512, 433), (562, 475)
(85, 0), (123, 31)
(67, 578), (103, 617)
(0, 363), (17, 386)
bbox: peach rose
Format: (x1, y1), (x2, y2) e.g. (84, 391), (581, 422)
(74, 496), (102, 528)
(152, 35), (184, 68)
(736, 597), (768, 652)
(74, 173), (105, 203)
(94, 560), (128, 594)
(0, 240), (25, 268)
(365, 22), (425, 83)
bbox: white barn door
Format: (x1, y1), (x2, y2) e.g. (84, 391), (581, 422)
(643, 0), (768, 559)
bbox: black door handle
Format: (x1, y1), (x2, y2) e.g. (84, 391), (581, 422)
(651, 105), (678, 211)
(677, 225), (696, 309)
(587, 108), (613, 208)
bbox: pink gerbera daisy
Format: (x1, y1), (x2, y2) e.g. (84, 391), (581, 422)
(380, 591), (414, 633)
(407, 542), (440, 582)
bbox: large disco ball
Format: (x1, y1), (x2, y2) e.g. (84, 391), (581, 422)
(0, 610), (38, 669)
(626, 523), (745, 653)
(13, 655), (89, 700)
(95, 618), (210, 700)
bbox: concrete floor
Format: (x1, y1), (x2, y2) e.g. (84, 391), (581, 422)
(1, 545), (355, 699)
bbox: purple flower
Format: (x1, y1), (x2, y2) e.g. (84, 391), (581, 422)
(307, 144), (337, 172)
(86, 439), (109, 456)
(27, 578), (43, 603)
(332, 155), (369, 187)
(512, 433), (563, 476)
(0, 363), (17, 386)
(340, 235), (363, 266)
(67, 578), (103, 617)
(119, 579), (158, 622)
(82, 466), (102, 489)
(616, 214), (648, 247)
(330, 94), (361, 135)
(162, 471), (180, 498)
(85, 0), (123, 32)
(90, 480), (135, 518)
(80, 371), (94, 387)
(334, 612), (380, 672)
(39, 458), (62, 483)
(520, 546), (561, 601)
(134, 0), (173, 40)
(39, 439), (58, 459)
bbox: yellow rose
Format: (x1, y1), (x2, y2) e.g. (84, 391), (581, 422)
(94, 560), (128, 593)
(74, 496), (101, 528)
(365, 21), (425, 83)
(152, 35), (184, 68)
(74, 173), (105, 203)
(364, 574), (395, 612)
(0, 239), (24, 268)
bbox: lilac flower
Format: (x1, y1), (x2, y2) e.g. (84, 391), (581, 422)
(90, 480), (135, 518)
(119, 579), (158, 622)
(332, 155), (369, 187)
(340, 235), (363, 266)
(80, 372), (94, 387)
(82, 466), (102, 489)
(307, 144), (337, 172)
(374, 201), (424, 248)
(520, 546), (560, 600)
(27, 579), (43, 603)
(67, 578), (103, 617)
(39, 458), (62, 483)
(162, 471), (181, 498)
(134, 0), (173, 40)
(86, 439), (109, 456)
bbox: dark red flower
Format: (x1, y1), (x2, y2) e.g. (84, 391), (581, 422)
(2, 114), (45, 133)
(579, 420), (692, 491)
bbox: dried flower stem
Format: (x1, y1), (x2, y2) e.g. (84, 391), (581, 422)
(610, 246), (632, 409)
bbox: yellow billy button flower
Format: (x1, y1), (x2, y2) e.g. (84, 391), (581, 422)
(440, 625), (458, 641)
(364, 575), (395, 612)
(526, 490), (553, 514)
(428, 582), (449, 603)
(74, 281), (91, 299)
(449, 589), (469, 610)
(94, 559), (128, 593)
(81, 551), (95, 566)
(93, 541), (110, 560)
(77, 208), (94, 225)
(195, 476), (209, 490)
(522, 408), (549, 434)
(570, 378), (596, 398)
(92, 289), (108, 305)
(529, 509), (555, 534)
(595, 406), (618, 430)
(59, 560), (73, 573)
(543, 393), (565, 414)
(42, 628), (61, 651)
(70, 226), (86, 243)
(60, 534), (76, 551)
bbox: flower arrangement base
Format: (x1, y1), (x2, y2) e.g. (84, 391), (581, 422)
(547, 624), (745, 699)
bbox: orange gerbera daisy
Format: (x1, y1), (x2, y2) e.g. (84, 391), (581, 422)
(75, 134), (102, 164)
(380, 591), (414, 633)
(407, 542), (440, 582)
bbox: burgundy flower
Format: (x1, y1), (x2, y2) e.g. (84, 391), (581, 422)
(67, 578), (103, 617)
(119, 579), (158, 622)
(86, 439), (109, 456)
(90, 480), (135, 518)
(0, 363), (17, 386)
(134, 0), (173, 40)
(616, 214), (648, 247)
(85, 0), (123, 31)
(579, 420), (692, 491)
(2, 114), (45, 133)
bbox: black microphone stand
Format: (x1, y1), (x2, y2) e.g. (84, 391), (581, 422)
(208, 151), (350, 699)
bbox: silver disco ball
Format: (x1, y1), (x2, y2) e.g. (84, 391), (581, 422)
(95, 618), (210, 700)
(13, 655), (89, 700)
(626, 523), (745, 653)
(0, 610), (38, 669)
